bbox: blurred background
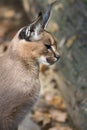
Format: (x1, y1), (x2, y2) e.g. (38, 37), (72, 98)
(0, 0), (87, 130)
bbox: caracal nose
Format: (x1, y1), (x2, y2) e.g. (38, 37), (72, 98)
(54, 53), (60, 60)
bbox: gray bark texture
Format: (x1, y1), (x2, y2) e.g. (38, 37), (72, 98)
(52, 0), (87, 130)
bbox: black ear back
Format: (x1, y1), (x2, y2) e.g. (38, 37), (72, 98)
(19, 1), (56, 41)
(19, 27), (31, 41)
(19, 13), (43, 41)
(42, 0), (57, 29)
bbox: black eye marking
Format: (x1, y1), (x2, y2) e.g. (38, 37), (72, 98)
(45, 44), (51, 49)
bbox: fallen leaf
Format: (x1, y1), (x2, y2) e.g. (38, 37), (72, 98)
(49, 126), (73, 130)
(48, 22), (59, 33)
(48, 96), (66, 110)
(66, 36), (76, 48)
(31, 111), (52, 125)
(50, 110), (67, 123)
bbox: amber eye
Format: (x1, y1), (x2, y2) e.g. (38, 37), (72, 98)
(45, 44), (51, 49)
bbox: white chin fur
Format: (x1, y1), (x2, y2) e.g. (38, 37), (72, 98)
(38, 56), (50, 65)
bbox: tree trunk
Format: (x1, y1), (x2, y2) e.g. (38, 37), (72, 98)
(53, 0), (87, 130)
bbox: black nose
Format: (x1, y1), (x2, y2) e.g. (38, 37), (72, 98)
(55, 54), (60, 60)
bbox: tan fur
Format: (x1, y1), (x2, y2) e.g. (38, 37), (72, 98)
(0, 18), (60, 130)
(10, 30), (59, 64)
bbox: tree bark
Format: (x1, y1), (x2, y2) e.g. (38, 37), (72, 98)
(53, 0), (87, 130)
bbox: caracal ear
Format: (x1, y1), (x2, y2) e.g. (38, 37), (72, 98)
(19, 1), (56, 41)
(42, 0), (57, 29)
(19, 12), (43, 41)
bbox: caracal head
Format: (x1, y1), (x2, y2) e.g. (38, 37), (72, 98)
(11, 1), (60, 66)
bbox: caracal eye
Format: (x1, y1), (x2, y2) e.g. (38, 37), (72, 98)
(45, 44), (51, 49)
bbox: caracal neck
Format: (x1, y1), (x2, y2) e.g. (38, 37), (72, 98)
(3, 46), (40, 80)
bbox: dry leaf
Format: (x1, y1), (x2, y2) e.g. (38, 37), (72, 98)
(48, 96), (66, 110)
(48, 22), (59, 33)
(49, 126), (72, 130)
(66, 36), (76, 48)
(50, 110), (67, 123)
(31, 111), (52, 125)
